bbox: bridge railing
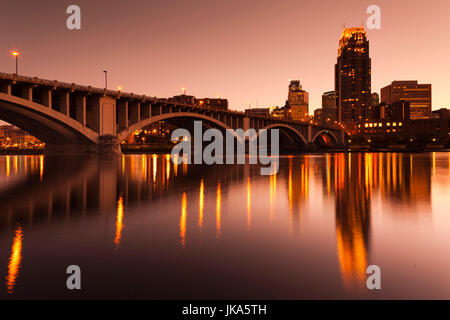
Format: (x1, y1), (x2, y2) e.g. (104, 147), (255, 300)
(0, 72), (160, 102)
(0, 72), (343, 132)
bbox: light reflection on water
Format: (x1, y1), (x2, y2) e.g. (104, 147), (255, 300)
(0, 152), (449, 299)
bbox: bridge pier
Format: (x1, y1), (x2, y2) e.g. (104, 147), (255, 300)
(42, 89), (52, 108)
(21, 86), (33, 101)
(75, 95), (86, 125)
(45, 135), (120, 155)
(117, 100), (128, 130)
(0, 82), (11, 95)
(60, 91), (70, 116)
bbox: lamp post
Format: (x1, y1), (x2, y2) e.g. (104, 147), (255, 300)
(12, 51), (19, 75)
(103, 70), (108, 89)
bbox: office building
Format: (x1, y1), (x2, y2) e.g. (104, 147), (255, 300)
(287, 80), (309, 121)
(381, 81), (431, 119)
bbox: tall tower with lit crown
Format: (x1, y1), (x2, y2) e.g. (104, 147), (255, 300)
(335, 27), (371, 125)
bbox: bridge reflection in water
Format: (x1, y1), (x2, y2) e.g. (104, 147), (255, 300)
(0, 152), (444, 298)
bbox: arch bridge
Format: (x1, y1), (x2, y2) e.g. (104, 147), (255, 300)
(0, 72), (345, 154)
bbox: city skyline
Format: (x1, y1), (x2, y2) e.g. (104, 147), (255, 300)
(1, 0), (450, 305)
(0, 0), (449, 115)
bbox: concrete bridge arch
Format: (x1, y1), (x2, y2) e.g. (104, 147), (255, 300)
(260, 123), (308, 145)
(311, 129), (339, 146)
(117, 112), (235, 142)
(0, 92), (98, 145)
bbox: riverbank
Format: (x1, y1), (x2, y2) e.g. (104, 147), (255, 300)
(1, 145), (448, 155)
(0, 148), (44, 155)
(121, 143), (174, 154)
(347, 144), (450, 153)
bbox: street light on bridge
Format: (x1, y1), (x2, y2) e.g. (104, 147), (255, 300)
(103, 70), (108, 89)
(11, 51), (20, 75)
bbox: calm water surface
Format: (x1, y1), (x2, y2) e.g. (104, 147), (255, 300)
(0, 152), (449, 299)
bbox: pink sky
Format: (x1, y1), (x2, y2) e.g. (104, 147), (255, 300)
(0, 0), (449, 113)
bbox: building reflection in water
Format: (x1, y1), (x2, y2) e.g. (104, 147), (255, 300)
(287, 157), (309, 233)
(0, 153), (436, 294)
(328, 152), (433, 287)
(180, 192), (187, 247)
(114, 194), (124, 250)
(216, 181), (222, 239)
(247, 177), (251, 229)
(152, 154), (157, 183)
(6, 225), (23, 294)
(288, 158), (293, 216)
(333, 153), (371, 288)
(269, 173), (276, 220)
(198, 179), (204, 229)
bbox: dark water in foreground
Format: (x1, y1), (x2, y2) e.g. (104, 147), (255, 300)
(0, 152), (449, 299)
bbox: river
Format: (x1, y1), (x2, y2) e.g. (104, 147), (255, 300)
(0, 152), (449, 299)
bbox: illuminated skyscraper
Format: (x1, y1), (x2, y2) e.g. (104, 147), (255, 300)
(335, 27), (371, 124)
(287, 80), (309, 121)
